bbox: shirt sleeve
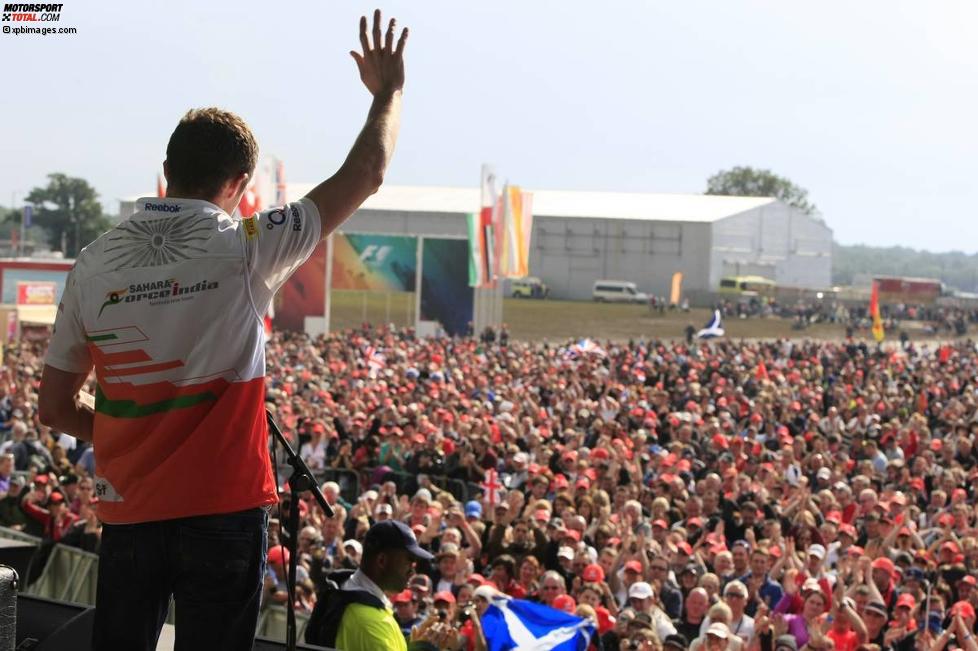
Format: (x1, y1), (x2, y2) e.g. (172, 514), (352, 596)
(45, 266), (93, 373)
(243, 198), (322, 300)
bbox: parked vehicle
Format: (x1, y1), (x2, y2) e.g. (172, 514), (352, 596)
(511, 277), (550, 298)
(592, 280), (648, 303)
(717, 275), (776, 297)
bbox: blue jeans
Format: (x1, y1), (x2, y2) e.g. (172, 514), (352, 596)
(93, 507), (268, 651)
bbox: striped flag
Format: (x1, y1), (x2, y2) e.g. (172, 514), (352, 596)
(477, 165), (500, 287)
(870, 281), (885, 342)
(468, 212), (486, 287)
(498, 185), (534, 278)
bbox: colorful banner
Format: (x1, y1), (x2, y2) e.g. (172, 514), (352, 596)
(331, 233), (417, 292)
(870, 280), (885, 342)
(420, 238), (474, 337)
(16, 281), (56, 305)
(273, 241), (327, 333)
(497, 185), (533, 279)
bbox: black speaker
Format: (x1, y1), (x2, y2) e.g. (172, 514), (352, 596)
(16, 595), (335, 650)
(15, 595), (89, 650)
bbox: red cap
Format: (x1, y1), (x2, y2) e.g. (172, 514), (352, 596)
(872, 557), (895, 571)
(929, 439), (943, 451)
(552, 594), (576, 613)
(393, 589), (414, 604)
(434, 591), (456, 605)
(958, 575), (977, 587)
(563, 529), (581, 542)
(267, 545), (291, 566)
(941, 541), (960, 554)
(534, 509), (551, 522)
(652, 519), (668, 529)
(33, 475), (49, 486)
(895, 593), (916, 610)
(624, 560), (643, 574)
(582, 563), (605, 583)
(47, 492), (65, 505)
(591, 448), (610, 460)
(676, 541), (693, 555)
(951, 601), (977, 620)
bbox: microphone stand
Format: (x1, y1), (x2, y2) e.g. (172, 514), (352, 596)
(266, 410), (335, 651)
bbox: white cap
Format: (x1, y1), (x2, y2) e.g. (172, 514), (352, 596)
(343, 539), (362, 555)
(707, 622), (730, 639)
(557, 546), (575, 560)
(807, 544), (826, 560)
(816, 467), (831, 480)
(628, 581), (654, 600)
(413, 488), (432, 503)
(473, 585), (499, 601)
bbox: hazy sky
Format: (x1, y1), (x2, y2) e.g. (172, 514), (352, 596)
(2, 1), (976, 252)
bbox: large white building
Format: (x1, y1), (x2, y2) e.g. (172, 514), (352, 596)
(122, 184), (833, 301)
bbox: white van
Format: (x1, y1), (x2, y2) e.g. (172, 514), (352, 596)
(592, 280), (648, 303)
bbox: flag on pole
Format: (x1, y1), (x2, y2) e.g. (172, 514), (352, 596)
(756, 361), (769, 381)
(498, 185), (533, 278)
(480, 593), (595, 651)
(157, 174), (166, 198)
(670, 271), (683, 305)
(477, 165), (499, 288)
(697, 310), (725, 339)
(22, 205), (32, 228)
(870, 280), (885, 343)
(468, 213), (486, 287)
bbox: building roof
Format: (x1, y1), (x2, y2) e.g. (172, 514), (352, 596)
(285, 184), (776, 224)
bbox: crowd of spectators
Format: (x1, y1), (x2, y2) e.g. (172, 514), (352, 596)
(4, 325), (978, 651)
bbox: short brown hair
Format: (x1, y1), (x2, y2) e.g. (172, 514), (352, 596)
(165, 108), (258, 199)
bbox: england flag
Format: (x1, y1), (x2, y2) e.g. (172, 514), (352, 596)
(481, 594), (594, 651)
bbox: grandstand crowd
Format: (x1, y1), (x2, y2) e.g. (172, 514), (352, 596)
(3, 326), (978, 651)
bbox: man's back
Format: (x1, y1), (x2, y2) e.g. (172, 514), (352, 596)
(335, 602), (407, 651)
(46, 196), (321, 524)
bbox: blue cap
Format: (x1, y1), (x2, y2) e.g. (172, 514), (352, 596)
(363, 520), (433, 561)
(465, 500), (483, 518)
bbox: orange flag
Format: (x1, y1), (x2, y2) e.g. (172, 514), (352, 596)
(870, 281), (885, 343)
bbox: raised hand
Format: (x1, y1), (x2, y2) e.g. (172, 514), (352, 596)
(351, 9), (408, 96)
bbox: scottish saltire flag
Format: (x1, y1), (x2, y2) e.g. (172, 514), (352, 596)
(481, 595), (594, 651)
(697, 309), (725, 339)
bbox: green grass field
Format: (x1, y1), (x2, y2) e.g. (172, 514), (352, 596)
(327, 291), (890, 341)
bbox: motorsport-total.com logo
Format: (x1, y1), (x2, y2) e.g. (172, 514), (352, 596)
(2, 3), (63, 21)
